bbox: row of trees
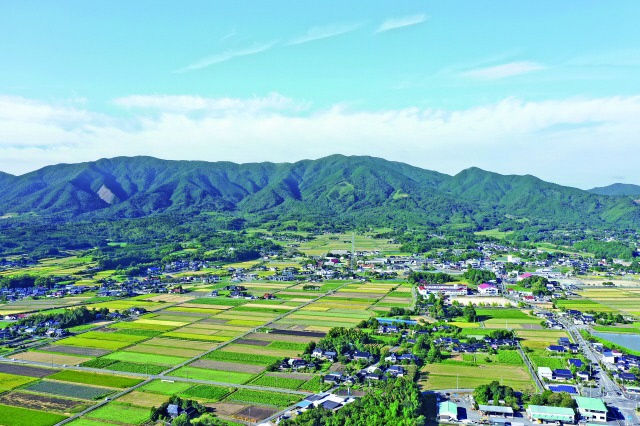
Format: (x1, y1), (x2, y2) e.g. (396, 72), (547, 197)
(16, 306), (109, 329)
(0, 275), (57, 289)
(281, 379), (428, 426)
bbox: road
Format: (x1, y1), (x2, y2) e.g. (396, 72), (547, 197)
(516, 341), (544, 392)
(558, 316), (640, 425)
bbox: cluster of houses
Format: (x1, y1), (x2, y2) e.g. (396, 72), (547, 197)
(593, 342), (640, 385)
(535, 311), (564, 329)
(162, 260), (211, 273)
(434, 336), (517, 353)
(0, 319), (67, 341)
(561, 309), (598, 325)
(207, 285), (276, 300)
(547, 337), (580, 354)
(0, 283), (90, 303)
(292, 392), (355, 416)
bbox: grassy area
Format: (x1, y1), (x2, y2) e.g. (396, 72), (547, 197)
(171, 367), (255, 384)
(225, 388), (301, 408)
(420, 363), (534, 391)
(0, 404), (67, 426)
(47, 370), (142, 388)
(86, 403), (149, 425)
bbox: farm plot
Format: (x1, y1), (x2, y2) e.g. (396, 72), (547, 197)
(85, 402), (150, 425)
(419, 363), (534, 391)
(101, 351), (189, 366)
(220, 343), (301, 358)
(47, 370), (142, 388)
(190, 360), (266, 374)
(53, 331), (148, 351)
(0, 363), (58, 377)
(224, 388), (302, 408)
(122, 343), (204, 358)
(249, 375), (306, 390)
(555, 299), (614, 312)
(181, 384), (234, 402)
(108, 321), (176, 332)
(13, 351), (92, 366)
(25, 380), (115, 400)
(170, 367), (256, 384)
(142, 337), (217, 351)
(0, 372), (37, 391)
(203, 350), (281, 366)
(0, 404), (67, 426)
(243, 332), (317, 344)
(234, 405), (279, 423)
(138, 380), (194, 396)
(40, 345), (110, 357)
(518, 329), (570, 350)
(0, 391), (89, 414)
(116, 391), (169, 408)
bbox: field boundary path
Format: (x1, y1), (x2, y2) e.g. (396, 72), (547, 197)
(516, 341), (543, 392)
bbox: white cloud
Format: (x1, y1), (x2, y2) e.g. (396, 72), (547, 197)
(175, 41), (277, 73)
(376, 14), (427, 33)
(113, 93), (305, 114)
(462, 61), (546, 79)
(288, 22), (362, 45)
(2, 94), (640, 188)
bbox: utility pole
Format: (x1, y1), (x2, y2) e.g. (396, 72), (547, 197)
(351, 232), (355, 272)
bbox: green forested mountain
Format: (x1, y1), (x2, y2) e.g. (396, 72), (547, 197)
(0, 155), (638, 229)
(589, 183), (640, 197)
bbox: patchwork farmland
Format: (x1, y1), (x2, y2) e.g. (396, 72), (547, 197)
(0, 277), (411, 424)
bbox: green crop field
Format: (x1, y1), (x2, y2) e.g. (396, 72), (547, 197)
(0, 372), (37, 391)
(86, 403), (150, 425)
(203, 350), (281, 366)
(103, 351), (188, 366)
(225, 388), (301, 408)
(138, 380), (194, 395)
(181, 384), (234, 401)
(0, 404), (67, 426)
(25, 381), (114, 400)
(171, 367), (255, 384)
(47, 371), (142, 388)
(250, 375), (306, 390)
(101, 361), (167, 375)
(476, 308), (531, 320)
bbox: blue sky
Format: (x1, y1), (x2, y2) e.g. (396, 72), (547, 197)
(1, 1), (640, 188)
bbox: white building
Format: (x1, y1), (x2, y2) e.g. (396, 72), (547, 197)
(417, 284), (468, 297)
(538, 366), (553, 380)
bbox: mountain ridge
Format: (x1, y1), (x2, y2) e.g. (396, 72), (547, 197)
(588, 183), (640, 197)
(0, 155), (638, 229)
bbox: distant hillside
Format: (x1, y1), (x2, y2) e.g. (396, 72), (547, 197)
(0, 155), (638, 229)
(588, 183), (640, 197)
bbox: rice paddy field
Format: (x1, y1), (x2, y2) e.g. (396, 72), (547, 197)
(477, 308), (544, 330)
(296, 231), (403, 256)
(573, 287), (640, 316)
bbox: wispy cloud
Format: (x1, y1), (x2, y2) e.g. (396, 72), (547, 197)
(288, 22), (362, 45)
(376, 14), (427, 33)
(461, 61), (546, 79)
(174, 41), (277, 73)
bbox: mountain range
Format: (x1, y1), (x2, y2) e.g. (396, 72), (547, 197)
(0, 155), (638, 229)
